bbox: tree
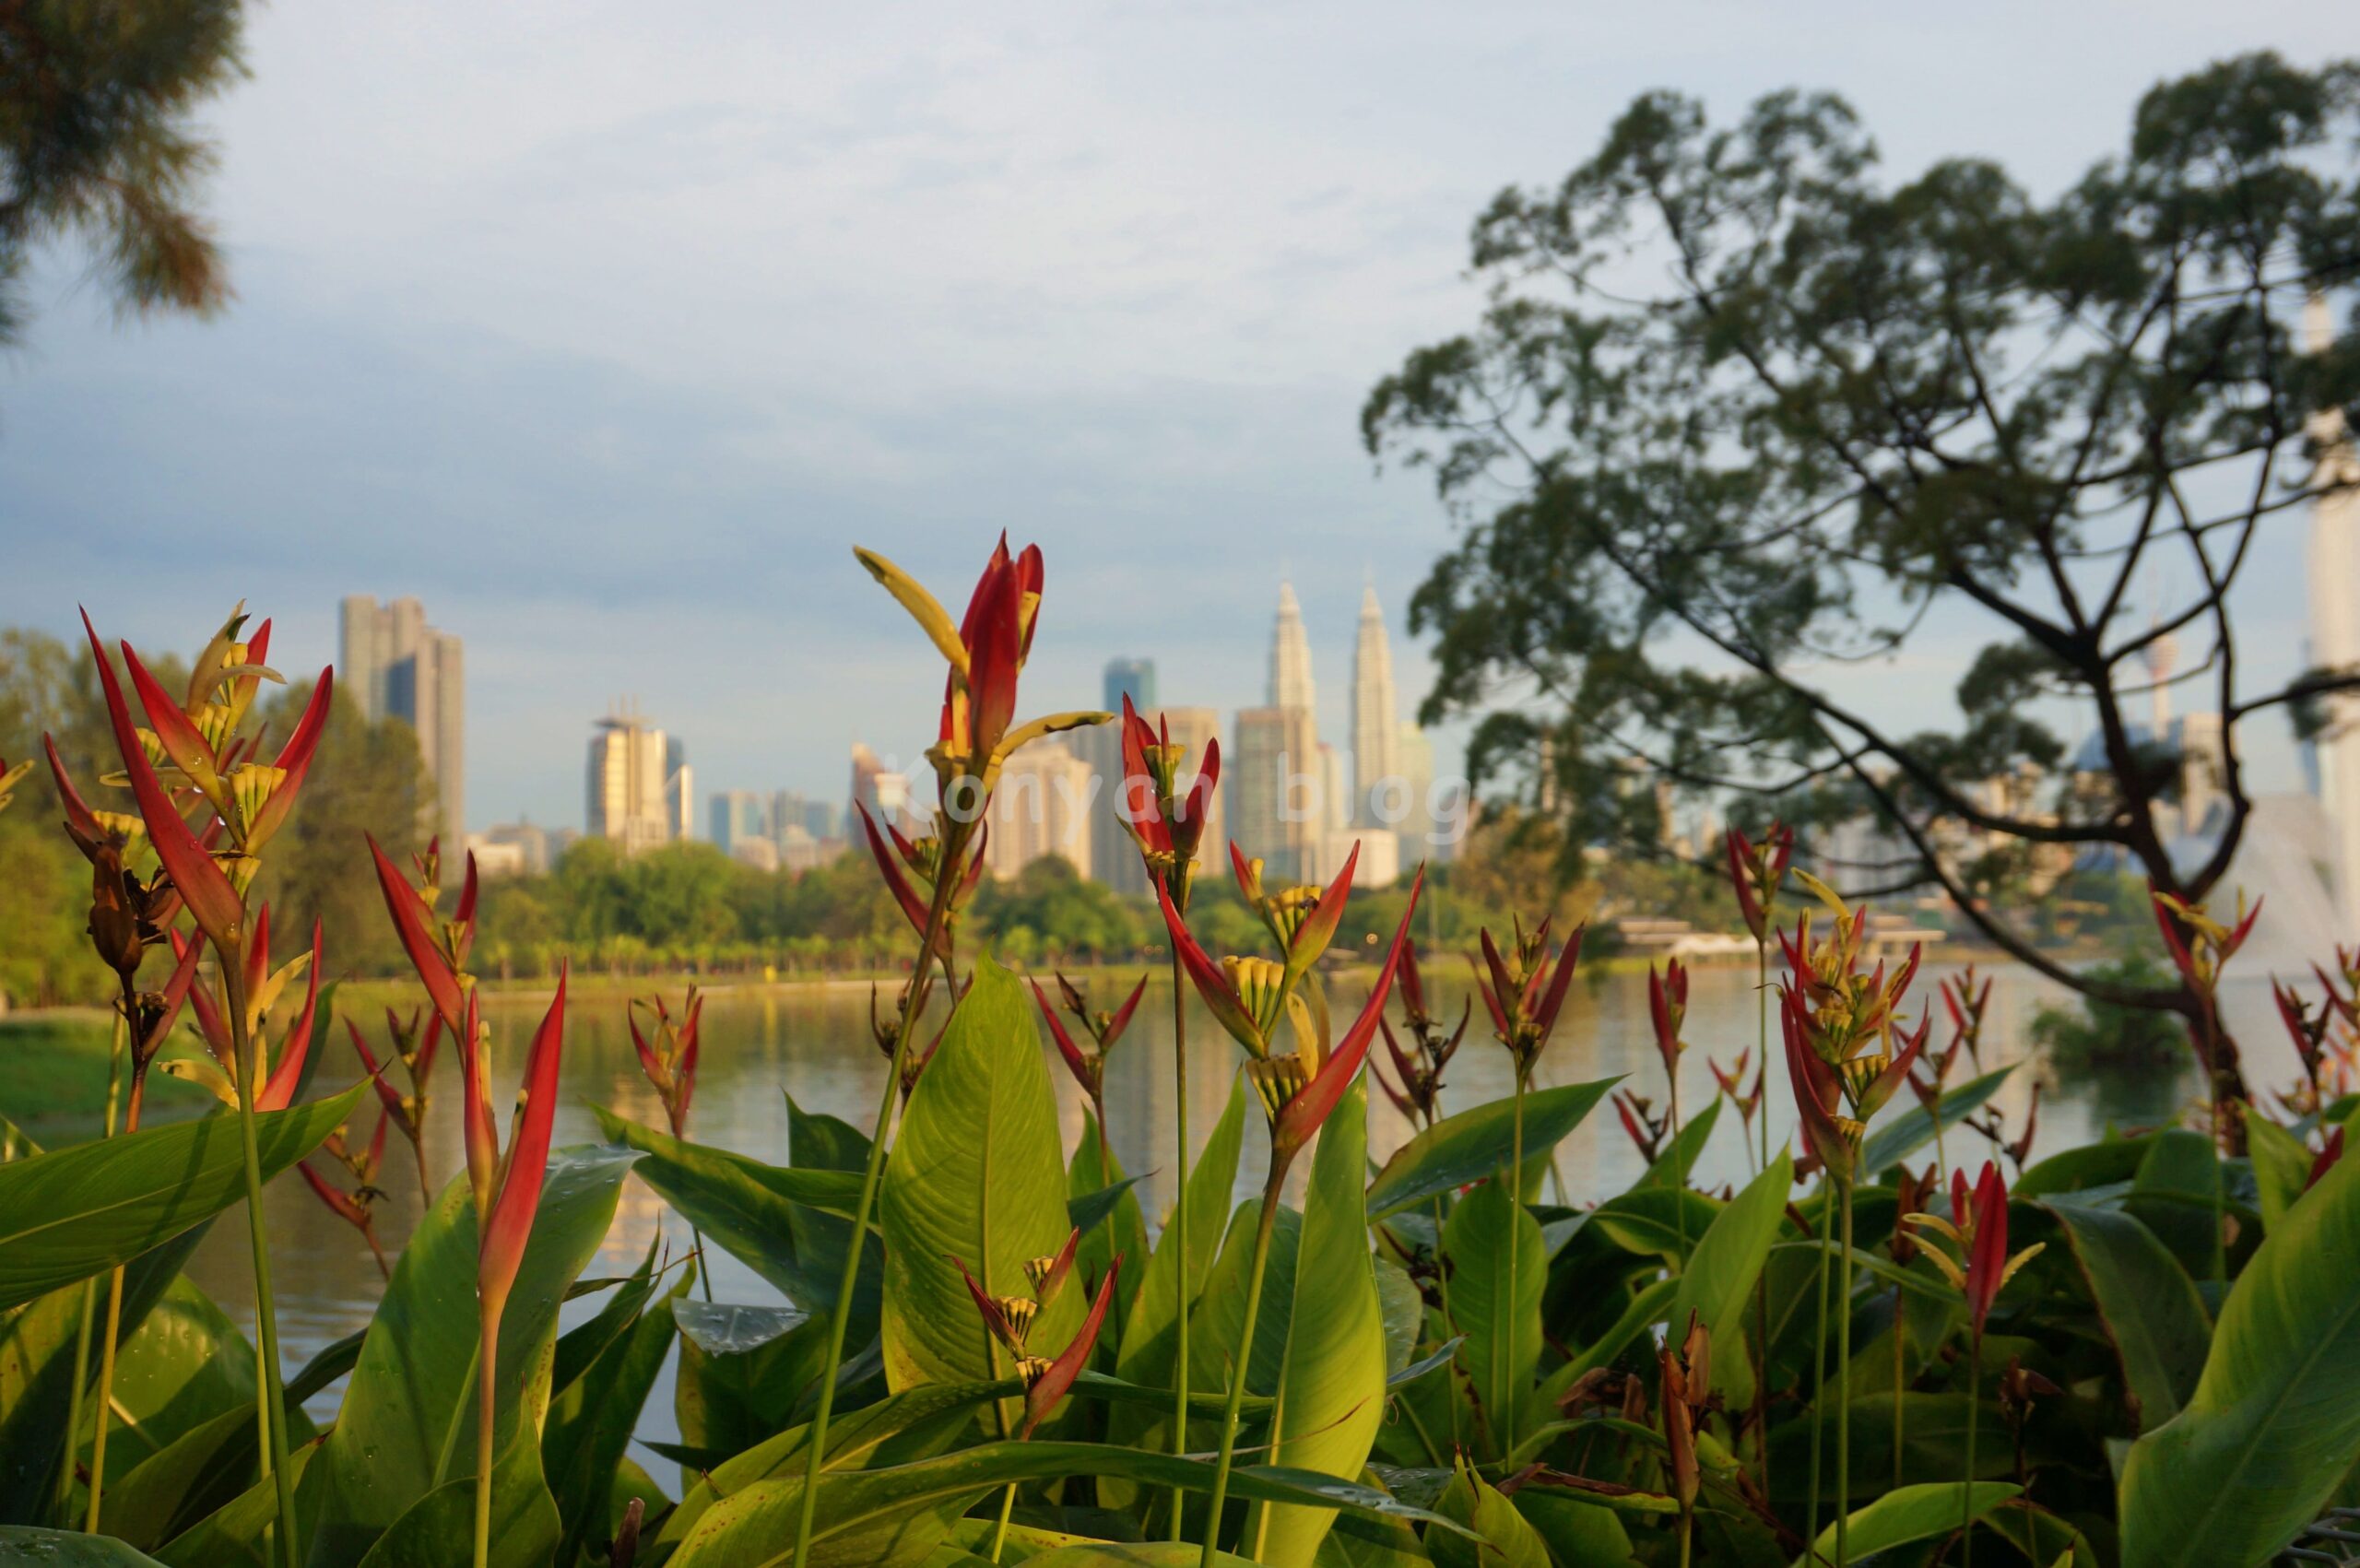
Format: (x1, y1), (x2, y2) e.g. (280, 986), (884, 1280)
(1364, 53), (2360, 1111)
(1, 0), (242, 344)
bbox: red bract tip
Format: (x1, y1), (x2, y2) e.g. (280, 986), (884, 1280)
(370, 833), (466, 1035)
(2308, 1126), (2345, 1193)
(856, 801), (938, 949)
(1271, 866), (1423, 1161)
(1155, 878), (1264, 1053)
(480, 965), (567, 1317)
(243, 668), (332, 852)
(255, 920), (324, 1111)
(1032, 978), (1094, 1092)
(1529, 926), (1584, 1041)
(1022, 1256), (1119, 1439)
(348, 1017), (408, 1125)
(1102, 973), (1149, 1045)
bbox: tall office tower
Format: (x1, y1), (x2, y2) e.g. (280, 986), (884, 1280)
(1269, 582), (1316, 713)
(1103, 657), (1157, 716)
(1231, 705), (1320, 884)
(801, 797), (840, 842)
(664, 737), (694, 842)
(711, 790), (771, 855)
(1394, 720), (1436, 855)
(984, 738), (1096, 879)
(587, 702), (672, 855)
(2307, 294), (2360, 925)
(1351, 583), (1400, 823)
(341, 595), (466, 847)
(1087, 703), (1222, 896)
(849, 743), (913, 831)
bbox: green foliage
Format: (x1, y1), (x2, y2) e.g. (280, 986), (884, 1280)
(2030, 954), (2189, 1070)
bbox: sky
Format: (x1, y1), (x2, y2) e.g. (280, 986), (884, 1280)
(4, 1), (2354, 832)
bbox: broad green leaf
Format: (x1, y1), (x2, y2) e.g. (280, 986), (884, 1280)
(1069, 1111), (1150, 1320)
(149, 1437), (317, 1568)
(1109, 1072), (1246, 1480)
(2014, 1132), (2154, 1197)
(1859, 1066), (2013, 1177)
(0, 1090), (363, 1311)
(350, 1432), (560, 1568)
(880, 957), (1080, 1435)
(2128, 1128), (2224, 1278)
(546, 1258), (680, 1565)
(2246, 1114), (2314, 1236)
(284, 1328), (365, 1407)
(591, 1106), (872, 1316)
(94, 1404), (258, 1553)
(1024, 1547), (1259, 1567)
(1247, 1080), (1389, 1566)
(1536, 1279), (1680, 1410)
(90, 1275), (258, 1494)
(2042, 1198), (2210, 1431)
(304, 1145), (636, 1566)
(1431, 1458), (1550, 1568)
(0, 1226), (210, 1525)
(2118, 1135), (2360, 1565)
(1511, 1488), (1639, 1567)
(1364, 1079), (1616, 1220)
(0, 1527), (167, 1563)
(1644, 1094), (1721, 1188)
(1791, 1482), (2020, 1566)
(1589, 1185), (1722, 1265)
(1443, 1173), (1542, 1457)
(661, 1441), (1467, 1568)
(1666, 1151), (1794, 1407)
(1191, 1199), (1304, 1401)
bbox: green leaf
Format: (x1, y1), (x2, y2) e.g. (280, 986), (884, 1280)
(0, 1527), (167, 1564)
(1364, 1080), (1616, 1220)
(284, 1327), (365, 1407)
(149, 1437), (317, 1568)
(1666, 1151), (1794, 1407)
(1430, 1458), (1550, 1568)
(2246, 1114), (2314, 1236)
(1248, 1079), (1390, 1567)
(1859, 1066), (2013, 1177)
(0, 1089), (362, 1311)
(1589, 1185), (1723, 1265)
(880, 957), (1081, 1436)
(2118, 1131), (2360, 1565)
(1109, 1071), (1246, 1481)
(661, 1441), (1469, 1568)
(1536, 1279), (1680, 1410)
(304, 1145), (637, 1566)
(1443, 1173), (1543, 1456)
(1644, 1094), (1721, 1188)
(1022, 1548), (1260, 1567)
(675, 1302), (808, 1356)
(2127, 1128), (2224, 1278)
(591, 1106), (874, 1317)
(2014, 1131), (2154, 1198)
(1790, 1481), (2021, 1566)
(351, 1431), (560, 1568)
(2042, 1198), (2211, 1431)
(1068, 1120), (1152, 1286)
(545, 1253), (680, 1565)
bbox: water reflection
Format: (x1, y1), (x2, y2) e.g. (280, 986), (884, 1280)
(184, 959), (2292, 1443)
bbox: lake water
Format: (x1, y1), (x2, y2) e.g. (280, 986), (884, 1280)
(181, 959), (2297, 1440)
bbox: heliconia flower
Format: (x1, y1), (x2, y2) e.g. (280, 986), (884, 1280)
(1658, 1313), (1709, 1513)
(1614, 1090), (1665, 1163)
(83, 610), (246, 954)
(1782, 987), (1859, 1183)
(1709, 1050), (1760, 1119)
(1941, 966), (1994, 1064)
(2274, 977), (2335, 1081)
(1648, 960), (1689, 1081)
(348, 1019), (418, 1133)
(116, 626), (329, 864)
(1155, 845), (1363, 1058)
(2153, 887), (2261, 999)
(1030, 973), (1145, 1112)
(1903, 1161), (2043, 1336)
(1268, 869), (1424, 1161)
(1889, 1164), (1936, 1265)
(1726, 822), (1795, 942)
(2307, 1126), (2345, 1193)
(1116, 696), (1220, 907)
(629, 988), (703, 1138)
(163, 915), (321, 1110)
(478, 968), (569, 1319)
(1021, 1256), (1120, 1439)
(1470, 915), (1584, 1076)
(0, 754), (32, 815)
(369, 834), (476, 1036)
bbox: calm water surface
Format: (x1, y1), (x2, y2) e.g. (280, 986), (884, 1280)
(183, 960), (2292, 1441)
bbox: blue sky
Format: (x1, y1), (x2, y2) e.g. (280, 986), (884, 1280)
(3, 1), (2350, 831)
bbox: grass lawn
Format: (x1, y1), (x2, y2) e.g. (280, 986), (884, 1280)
(0, 1011), (215, 1142)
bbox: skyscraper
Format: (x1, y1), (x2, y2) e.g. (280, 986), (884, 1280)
(1232, 705), (1319, 883)
(341, 596), (465, 847)
(586, 701), (670, 855)
(2307, 293), (2360, 925)
(711, 790), (770, 855)
(1351, 583), (1399, 824)
(1103, 657), (1157, 716)
(849, 743), (912, 831)
(1269, 582), (1316, 713)
(665, 736), (694, 843)
(985, 738), (1096, 879)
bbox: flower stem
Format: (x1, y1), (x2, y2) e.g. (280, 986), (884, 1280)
(86, 1067), (148, 1533)
(1504, 1063), (1528, 1456)
(1199, 1172), (1282, 1568)
(790, 843), (963, 1568)
(1804, 1176), (1829, 1564)
(475, 1298), (502, 1568)
(1962, 1328), (1979, 1568)
(1892, 1284), (1906, 1491)
(225, 956), (301, 1568)
(1836, 1180), (1854, 1568)
(988, 1481), (1017, 1562)
(60, 1013), (126, 1526)
(1166, 946), (1192, 1541)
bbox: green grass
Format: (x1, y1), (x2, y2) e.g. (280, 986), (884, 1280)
(0, 1011), (213, 1138)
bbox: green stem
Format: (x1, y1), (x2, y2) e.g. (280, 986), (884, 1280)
(1892, 1284), (1906, 1492)
(1805, 1178), (1829, 1564)
(1836, 1180), (1854, 1568)
(1679, 1510), (1693, 1568)
(988, 1482), (1017, 1562)
(1752, 937), (1771, 1500)
(474, 1299), (501, 1568)
(59, 1015), (126, 1525)
(789, 842), (964, 1568)
(226, 955), (301, 1567)
(1757, 940), (1770, 1170)
(86, 1068), (148, 1533)
(1434, 1193), (1462, 1456)
(1963, 1329), (1980, 1568)
(1504, 1063), (1528, 1458)
(1199, 1172), (1283, 1568)
(1167, 946), (1193, 1541)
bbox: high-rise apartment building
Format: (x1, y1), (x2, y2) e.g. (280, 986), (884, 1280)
(985, 738), (1096, 880)
(1351, 584), (1400, 825)
(586, 702), (671, 855)
(1103, 658), (1157, 716)
(665, 736), (694, 843)
(340, 595), (465, 846)
(711, 790), (770, 856)
(1231, 705), (1320, 883)
(849, 743), (913, 831)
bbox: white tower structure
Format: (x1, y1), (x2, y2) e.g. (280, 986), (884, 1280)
(2306, 294), (2360, 926)
(1269, 582), (1316, 714)
(1351, 581), (1400, 825)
